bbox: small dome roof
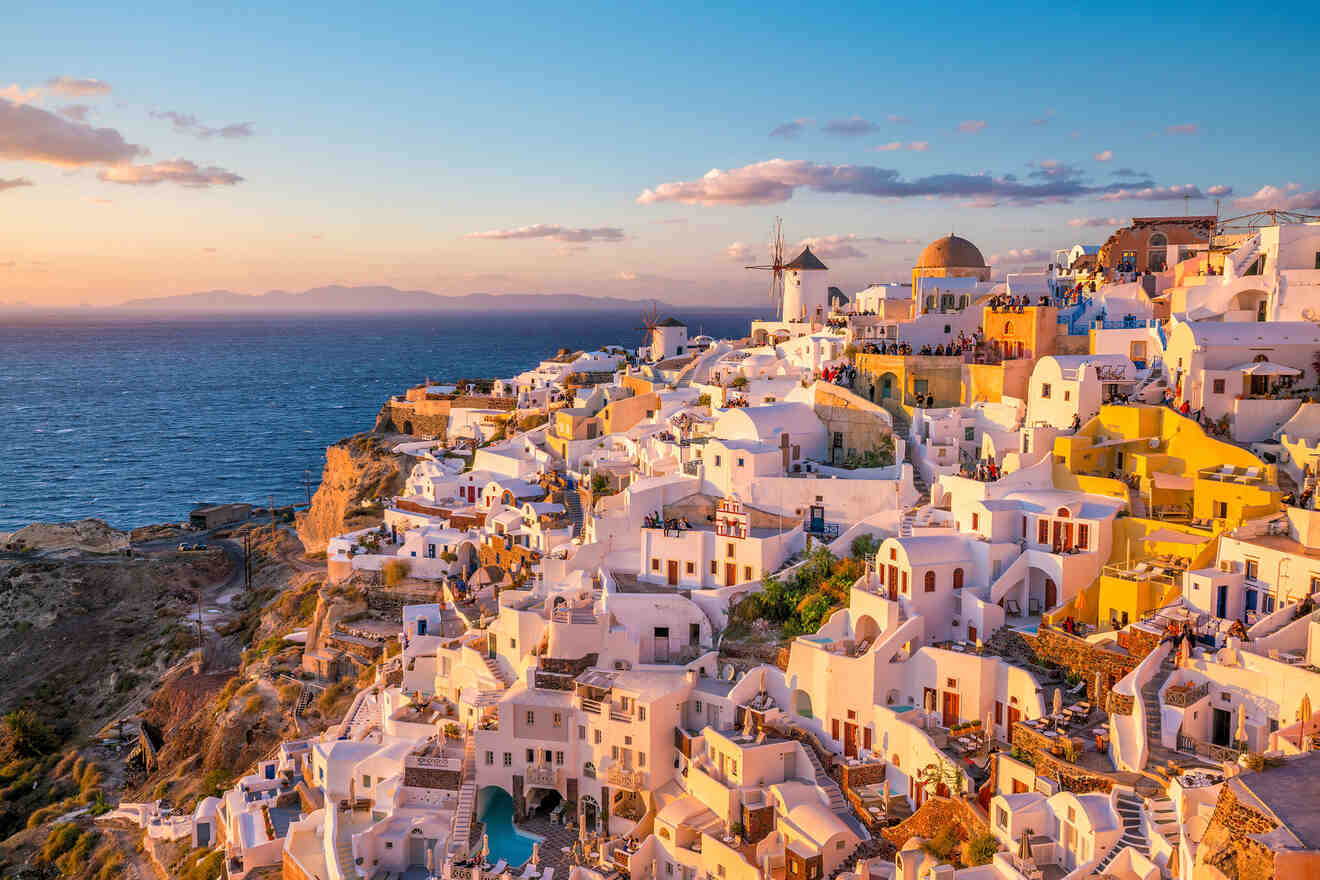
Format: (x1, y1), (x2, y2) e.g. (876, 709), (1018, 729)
(917, 234), (986, 269)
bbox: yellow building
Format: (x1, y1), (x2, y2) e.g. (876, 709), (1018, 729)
(854, 352), (964, 415)
(981, 304), (1058, 360)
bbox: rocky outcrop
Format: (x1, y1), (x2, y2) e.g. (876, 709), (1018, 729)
(295, 433), (408, 552)
(1, 518), (130, 554)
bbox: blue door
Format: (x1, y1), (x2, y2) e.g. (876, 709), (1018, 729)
(1216, 584), (1228, 618)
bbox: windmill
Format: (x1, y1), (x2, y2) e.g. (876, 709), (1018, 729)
(746, 217), (787, 319)
(636, 302), (661, 360)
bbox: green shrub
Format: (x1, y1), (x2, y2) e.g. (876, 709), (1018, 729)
(964, 833), (999, 866)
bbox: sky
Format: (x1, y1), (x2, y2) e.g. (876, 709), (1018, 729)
(3, 0), (1319, 308)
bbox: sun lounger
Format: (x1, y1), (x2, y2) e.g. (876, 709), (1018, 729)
(492, 860), (508, 876)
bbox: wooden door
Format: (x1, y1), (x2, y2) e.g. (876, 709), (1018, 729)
(888, 565), (898, 601)
(1045, 579), (1057, 610)
(968, 625), (977, 644)
(942, 691), (959, 728)
(725, 563), (737, 587)
(1007, 704), (1021, 730)
(862, 726), (872, 752)
(843, 723), (858, 758)
(667, 560), (679, 586)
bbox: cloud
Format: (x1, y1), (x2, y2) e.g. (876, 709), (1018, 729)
(0, 98), (145, 166)
(637, 157), (1167, 207)
(875, 140), (929, 152)
(465, 224), (625, 243)
(58, 104), (91, 122)
(1111, 167), (1148, 179)
(887, 114), (911, 124)
(822, 116), (878, 136)
(97, 159), (244, 187)
(0, 84), (41, 105)
(1233, 183), (1320, 212)
(1099, 184), (1223, 202)
(1028, 159), (1086, 180)
(1093, 149), (1113, 161)
(769, 118), (809, 138)
(955, 120), (986, 133)
(0, 177), (34, 192)
(988, 247), (1049, 264)
(794, 233), (920, 260)
(45, 77), (111, 96)
(726, 242), (755, 262)
(554, 245), (589, 256)
(1067, 216), (1123, 228)
(1164, 123), (1198, 135)
(152, 110), (254, 139)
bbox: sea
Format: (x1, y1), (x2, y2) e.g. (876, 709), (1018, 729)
(0, 309), (763, 531)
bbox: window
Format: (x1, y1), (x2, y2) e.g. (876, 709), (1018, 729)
(578, 725), (586, 740)
(526, 748), (535, 763)
(1040, 383), (1051, 399)
(639, 752), (647, 767)
(594, 730), (602, 744)
(1245, 559), (1259, 581)
(714, 455), (722, 466)
(953, 568), (964, 590)
(792, 445), (801, 460)
(639, 706), (646, 721)
(1315, 251), (1320, 270)
(555, 751), (564, 765)
(710, 560), (718, 575)
(695, 700), (703, 712)
(890, 548), (897, 560)
(485, 751), (494, 765)
(1214, 501), (1228, 519)
(901, 570), (908, 592)
(971, 513), (979, 531)
(737, 457), (745, 467)
(686, 561), (695, 574)
(924, 571), (936, 593)
(1213, 378), (1226, 395)
(744, 566), (753, 581)
(363, 773), (371, 789)
(1038, 519), (1049, 544)
(651, 558), (660, 572)
(503, 752), (512, 766)
(611, 745), (620, 760)
(1076, 524), (1089, 550)
(1063, 390), (1071, 402)
(553, 712), (562, 728)
(995, 806), (1008, 829)
(726, 542), (735, 559)
(964, 427), (975, 442)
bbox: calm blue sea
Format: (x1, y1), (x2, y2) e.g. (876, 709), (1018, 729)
(0, 310), (761, 530)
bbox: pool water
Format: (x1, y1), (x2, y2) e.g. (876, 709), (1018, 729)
(800, 635), (832, 644)
(1017, 623), (1040, 634)
(890, 704), (915, 712)
(476, 787), (541, 867)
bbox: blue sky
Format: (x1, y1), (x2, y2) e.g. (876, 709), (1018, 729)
(4, 0), (1319, 305)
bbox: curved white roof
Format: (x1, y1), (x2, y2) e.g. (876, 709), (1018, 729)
(714, 402), (823, 443)
(1180, 321), (1320, 347)
(774, 781), (851, 844)
(882, 535), (974, 566)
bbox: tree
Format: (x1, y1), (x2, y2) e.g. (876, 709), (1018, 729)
(0, 708), (57, 760)
(382, 558), (412, 588)
(963, 833), (999, 867)
(850, 534), (880, 560)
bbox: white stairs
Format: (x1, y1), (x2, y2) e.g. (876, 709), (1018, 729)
(450, 736), (478, 855)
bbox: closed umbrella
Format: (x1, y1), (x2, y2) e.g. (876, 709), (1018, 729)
(480, 833), (490, 865)
(1019, 828), (1034, 862)
(1094, 670), (1103, 704)
(1235, 705), (1248, 749)
(531, 842), (540, 868)
(1053, 688), (1063, 716)
(1301, 694), (1313, 751)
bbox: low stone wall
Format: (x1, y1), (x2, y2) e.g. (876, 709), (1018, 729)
(402, 765), (462, 790)
(881, 796), (989, 848)
(1026, 627), (1145, 705)
(377, 400), (450, 437)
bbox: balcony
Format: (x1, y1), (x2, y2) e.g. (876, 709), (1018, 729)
(1177, 732), (1240, 763)
(1163, 681), (1209, 708)
(605, 766), (647, 790)
(525, 765), (558, 787)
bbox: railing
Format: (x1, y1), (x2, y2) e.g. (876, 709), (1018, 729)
(580, 698), (602, 715)
(1177, 733), (1240, 763)
(605, 766), (647, 790)
(1163, 681), (1209, 708)
(526, 765), (558, 787)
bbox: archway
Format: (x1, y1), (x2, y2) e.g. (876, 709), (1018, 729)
(403, 420), (414, 435)
(1147, 232), (1168, 272)
(880, 372), (898, 399)
(792, 688), (813, 718)
(1230, 289), (1269, 321)
(527, 787), (562, 817)
(854, 614), (880, 646)
(581, 795), (599, 833)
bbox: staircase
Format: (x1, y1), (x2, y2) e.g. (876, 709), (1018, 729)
(562, 491), (585, 538)
(1148, 796), (1179, 847)
(450, 736), (478, 855)
(552, 605), (597, 625)
(1092, 790), (1149, 874)
(898, 415), (930, 539)
(801, 742), (852, 820)
(333, 814), (357, 878)
(483, 654), (514, 688)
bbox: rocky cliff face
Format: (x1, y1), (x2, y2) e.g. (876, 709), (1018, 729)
(296, 432), (408, 552)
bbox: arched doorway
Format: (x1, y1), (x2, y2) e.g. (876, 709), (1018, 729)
(880, 373), (897, 399)
(403, 420), (414, 435)
(854, 614), (880, 646)
(792, 689), (813, 718)
(581, 795), (599, 833)
(1045, 578), (1057, 610)
(1147, 232), (1168, 271)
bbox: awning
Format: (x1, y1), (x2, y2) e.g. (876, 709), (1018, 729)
(1228, 361), (1302, 377)
(1151, 472), (1194, 491)
(1143, 528), (1207, 545)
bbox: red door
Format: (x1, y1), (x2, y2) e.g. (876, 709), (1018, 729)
(862, 726), (872, 752)
(843, 723), (858, 758)
(888, 565), (898, 601)
(724, 564), (736, 587)
(1045, 579), (1057, 610)
(667, 560), (679, 586)
(942, 691), (959, 728)
(968, 625), (977, 644)
(831, 718), (840, 741)
(1007, 705), (1021, 731)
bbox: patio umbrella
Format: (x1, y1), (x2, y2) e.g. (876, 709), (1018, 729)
(1301, 695), (1313, 751)
(1053, 688), (1062, 717)
(531, 842), (540, 868)
(481, 833), (490, 864)
(1019, 828), (1034, 862)
(1235, 705), (1247, 749)
(1094, 670), (1104, 703)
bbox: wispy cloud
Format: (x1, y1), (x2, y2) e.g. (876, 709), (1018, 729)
(0, 97), (144, 166)
(1111, 167), (1149, 179)
(98, 159), (244, 188)
(989, 247), (1049, 264)
(887, 114), (911, 124)
(1093, 149), (1113, 161)
(726, 242), (755, 262)
(795, 233), (920, 260)
(955, 120), (986, 133)
(1067, 216), (1123, 228)
(45, 76), (111, 96)
(875, 140), (929, 152)
(0, 177), (34, 192)
(1234, 183), (1320, 212)
(0, 84), (41, 105)
(1028, 159), (1085, 180)
(637, 158), (1167, 207)
(1207, 184), (1232, 196)
(151, 110), (254, 139)
(58, 104), (91, 122)
(769, 118), (810, 138)
(1164, 123), (1198, 135)
(465, 224), (625, 243)
(822, 116), (879, 136)
(1099, 183), (1226, 202)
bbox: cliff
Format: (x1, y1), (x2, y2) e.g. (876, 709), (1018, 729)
(296, 432), (409, 552)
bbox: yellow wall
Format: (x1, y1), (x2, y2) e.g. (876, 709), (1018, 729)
(964, 359), (1034, 404)
(981, 305), (1057, 358)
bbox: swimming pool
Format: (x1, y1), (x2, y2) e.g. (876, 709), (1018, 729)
(476, 787), (541, 867)
(890, 704), (915, 713)
(1017, 623), (1040, 635)
(799, 635), (832, 644)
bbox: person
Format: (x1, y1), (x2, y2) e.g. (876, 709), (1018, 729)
(1179, 400), (1190, 416)
(1070, 413), (1081, 431)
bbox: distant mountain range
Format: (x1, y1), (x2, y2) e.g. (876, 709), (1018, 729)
(112, 285), (722, 313)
